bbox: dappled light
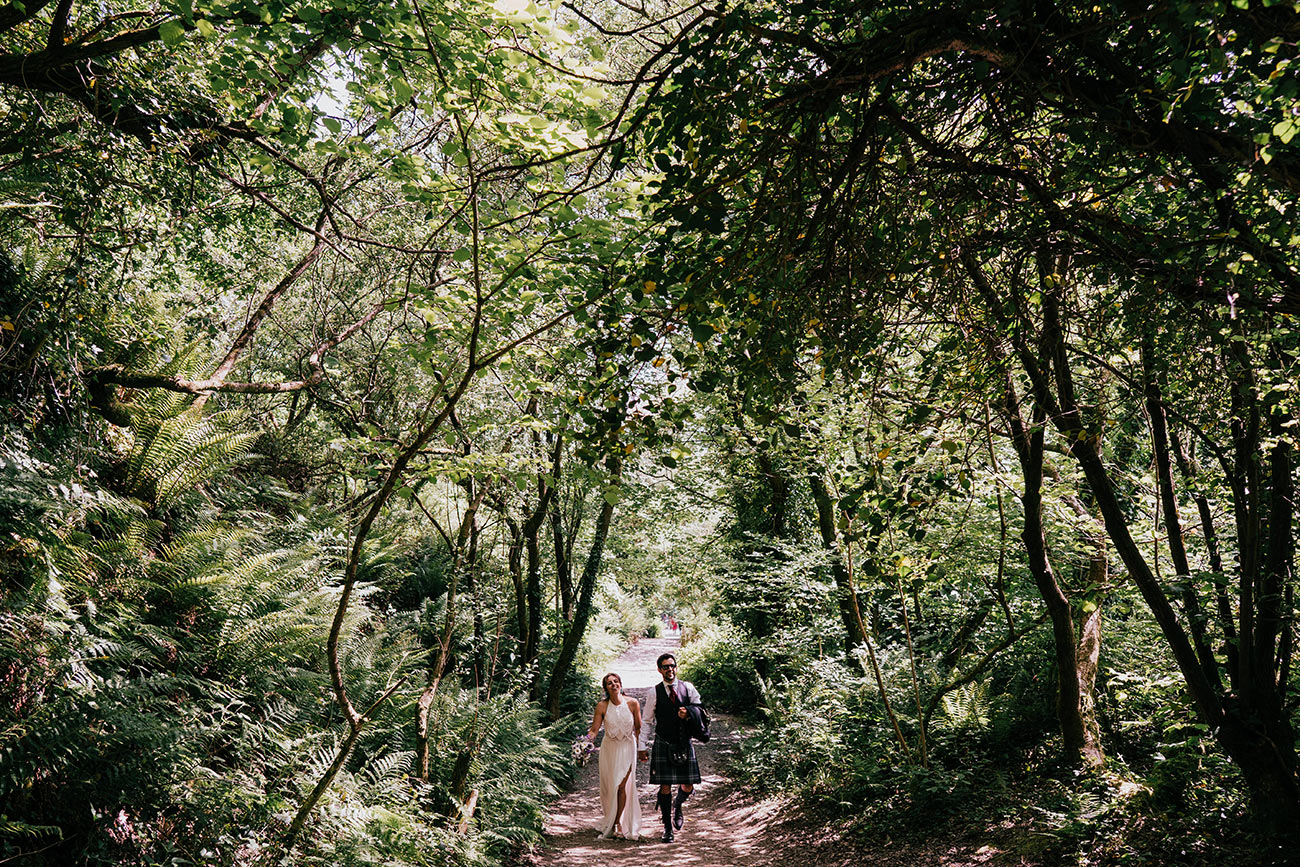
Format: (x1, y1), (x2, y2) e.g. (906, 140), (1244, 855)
(2, 1), (1297, 866)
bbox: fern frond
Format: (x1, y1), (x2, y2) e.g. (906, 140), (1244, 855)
(0, 818), (63, 839)
(361, 751), (413, 787)
(123, 411), (255, 511)
(941, 680), (992, 730)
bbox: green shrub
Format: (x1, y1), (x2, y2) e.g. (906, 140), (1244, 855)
(677, 622), (761, 714)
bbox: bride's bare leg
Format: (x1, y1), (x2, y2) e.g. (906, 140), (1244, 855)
(615, 766), (632, 831)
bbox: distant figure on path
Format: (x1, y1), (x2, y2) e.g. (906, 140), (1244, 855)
(584, 672), (642, 840)
(637, 652), (702, 842)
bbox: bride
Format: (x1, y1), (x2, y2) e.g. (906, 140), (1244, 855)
(583, 672), (642, 840)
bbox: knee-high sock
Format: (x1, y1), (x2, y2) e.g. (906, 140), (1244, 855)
(657, 792), (672, 829)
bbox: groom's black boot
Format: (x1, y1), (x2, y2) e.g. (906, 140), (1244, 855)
(672, 788), (690, 830)
(657, 792), (674, 842)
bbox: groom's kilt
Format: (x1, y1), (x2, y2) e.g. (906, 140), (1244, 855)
(649, 738), (701, 785)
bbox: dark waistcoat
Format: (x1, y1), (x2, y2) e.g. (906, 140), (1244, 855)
(655, 681), (685, 743)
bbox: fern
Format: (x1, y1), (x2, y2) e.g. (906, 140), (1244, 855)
(361, 751), (414, 791)
(2, 398), (579, 867)
(940, 680), (993, 731)
(123, 410), (256, 511)
(0, 818), (63, 840)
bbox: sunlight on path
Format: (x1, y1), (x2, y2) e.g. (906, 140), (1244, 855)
(608, 633), (679, 689)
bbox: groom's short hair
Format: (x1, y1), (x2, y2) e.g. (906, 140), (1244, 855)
(657, 653), (676, 668)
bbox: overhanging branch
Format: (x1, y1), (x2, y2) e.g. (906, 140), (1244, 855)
(86, 298), (387, 415)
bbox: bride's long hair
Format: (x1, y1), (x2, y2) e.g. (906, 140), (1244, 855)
(601, 672), (622, 701)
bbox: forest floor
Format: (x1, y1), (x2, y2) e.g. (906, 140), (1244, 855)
(522, 636), (1044, 867)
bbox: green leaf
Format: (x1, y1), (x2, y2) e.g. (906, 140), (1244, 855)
(158, 19), (186, 46)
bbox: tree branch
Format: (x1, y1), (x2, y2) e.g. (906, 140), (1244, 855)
(86, 295), (386, 417)
(45, 0), (74, 51)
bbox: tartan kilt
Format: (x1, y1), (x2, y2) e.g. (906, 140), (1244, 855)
(649, 738), (701, 785)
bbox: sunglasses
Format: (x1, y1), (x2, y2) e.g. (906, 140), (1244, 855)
(659, 663), (677, 669)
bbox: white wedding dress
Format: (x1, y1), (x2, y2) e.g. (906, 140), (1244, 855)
(597, 698), (641, 839)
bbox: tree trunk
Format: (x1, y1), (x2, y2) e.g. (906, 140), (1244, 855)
(487, 503), (526, 668)
(755, 447), (790, 537)
(847, 539), (913, 764)
(546, 456), (622, 719)
(964, 242), (1299, 831)
(808, 466), (868, 654)
(1074, 551), (1105, 767)
(524, 530), (543, 671)
(416, 481), (487, 781)
(1048, 469), (1109, 768)
(522, 440), (559, 695)
(281, 720), (364, 850)
(280, 318), (486, 859)
(1170, 430), (1238, 673)
(1218, 707), (1300, 836)
(1143, 339), (1221, 685)
(549, 436), (576, 621)
(552, 505), (574, 620)
(467, 519), (486, 694)
(999, 371), (1104, 768)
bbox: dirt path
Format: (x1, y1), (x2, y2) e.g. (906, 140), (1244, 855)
(527, 635), (754, 865)
(526, 635), (833, 867)
(525, 636), (1026, 867)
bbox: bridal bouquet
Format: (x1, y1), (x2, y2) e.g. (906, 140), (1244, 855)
(571, 736), (596, 767)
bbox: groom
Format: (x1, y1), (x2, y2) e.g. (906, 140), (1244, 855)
(637, 652), (702, 842)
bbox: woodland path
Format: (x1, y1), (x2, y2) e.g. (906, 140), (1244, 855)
(523, 636), (1026, 867)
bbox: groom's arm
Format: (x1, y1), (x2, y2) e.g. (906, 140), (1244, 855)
(638, 687), (657, 752)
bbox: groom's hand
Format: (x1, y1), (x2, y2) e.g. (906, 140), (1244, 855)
(637, 750), (648, 762)
(677, 707), (688, 719)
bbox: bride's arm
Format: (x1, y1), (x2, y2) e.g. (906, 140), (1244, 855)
(585, 700), (607, 740)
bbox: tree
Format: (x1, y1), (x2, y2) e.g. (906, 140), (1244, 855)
(637, 0), (1298, 831)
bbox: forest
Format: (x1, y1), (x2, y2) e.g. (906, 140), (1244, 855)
(1, 0), (1298, 864)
